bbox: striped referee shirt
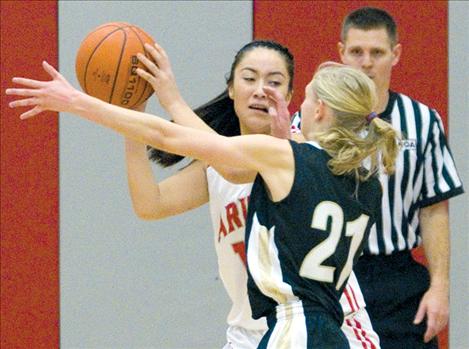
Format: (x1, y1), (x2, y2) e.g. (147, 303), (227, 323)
(291, 91), (464, 255)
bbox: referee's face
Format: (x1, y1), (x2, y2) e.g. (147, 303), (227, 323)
(338, 27), (401, 99)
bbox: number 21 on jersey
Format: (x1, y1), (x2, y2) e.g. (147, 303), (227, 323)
(299, 201), (369, 290)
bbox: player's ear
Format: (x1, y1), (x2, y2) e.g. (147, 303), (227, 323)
(228, 85), (234, 100)
(316, 99), (325, 119)
(391, 43), (402, 67)
(316, 99), (331, 122)
(338, 42), (346, 62)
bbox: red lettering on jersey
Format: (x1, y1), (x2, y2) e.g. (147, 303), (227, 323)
(231, 241), (247, 268)
(226, 202), (243, 233)
(217, 196), (249, 243)
(240, 195), (249, 221)
(218, 217), (228, 242)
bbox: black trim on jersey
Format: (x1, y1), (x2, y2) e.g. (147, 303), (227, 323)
(375, 208), (386, 253)
(428, 113), (442, 198)
(422, 114), (433, 159)
(441, 165), (455, 192)
(413, 100), (424, 189)
(379, 91), (398, 250)
(392, 95), (407, 248)
(419, 187), (465, 208)
(434, 113), (459, 191)
(418, 109), (464, 208)
(405, 98), (423, 247)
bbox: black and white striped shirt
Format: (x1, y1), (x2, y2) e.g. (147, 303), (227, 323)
(291, 91), (464, 255)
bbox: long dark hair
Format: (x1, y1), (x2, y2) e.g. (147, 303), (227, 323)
(149, 40), (295, 167)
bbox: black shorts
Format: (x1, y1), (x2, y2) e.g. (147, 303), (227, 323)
(354, 250), (438, 349)
(259, 304), (349, 349)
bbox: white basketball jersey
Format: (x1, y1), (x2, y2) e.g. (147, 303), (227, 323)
(207, 166), (266, 331)
(206, 167), (366, 330)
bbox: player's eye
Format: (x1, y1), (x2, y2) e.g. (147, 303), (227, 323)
(372, 50), (384, 57)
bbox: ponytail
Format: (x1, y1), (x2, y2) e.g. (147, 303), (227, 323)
(312, 63), (400, 180)
(365, 116), (399, 176)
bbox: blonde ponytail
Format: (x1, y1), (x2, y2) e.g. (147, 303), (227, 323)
(311, 63), (400, 180)
(366, 116), (400, 176)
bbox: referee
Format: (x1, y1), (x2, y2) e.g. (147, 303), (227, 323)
(293, 7), (464, 349)
(338, 8), (464, 349)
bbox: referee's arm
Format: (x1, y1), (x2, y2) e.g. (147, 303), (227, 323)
(415, 201), (450, 343)
(413, 109), (464, 343)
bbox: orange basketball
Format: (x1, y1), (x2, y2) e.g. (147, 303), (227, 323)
(75, 22), (155, 108)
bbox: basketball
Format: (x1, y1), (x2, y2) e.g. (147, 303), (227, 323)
(75, 22), (155, 108)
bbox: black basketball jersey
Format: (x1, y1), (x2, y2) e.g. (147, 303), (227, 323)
(245, 140), (382, 325)
(291, 94), (464, 255)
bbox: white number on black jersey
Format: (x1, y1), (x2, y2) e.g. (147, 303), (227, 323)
(299, 201), (369, 290)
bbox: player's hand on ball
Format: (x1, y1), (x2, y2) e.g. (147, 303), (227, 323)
(6, 61), (80, 119)
(136, 42), (184, 112)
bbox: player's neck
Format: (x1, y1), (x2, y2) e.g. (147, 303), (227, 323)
(376, 89), (390, 114)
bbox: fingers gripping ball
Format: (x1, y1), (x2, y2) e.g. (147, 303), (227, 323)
(75, 22), (155, 108)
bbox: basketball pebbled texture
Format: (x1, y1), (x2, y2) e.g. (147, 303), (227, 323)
(75, 22), (155, 108)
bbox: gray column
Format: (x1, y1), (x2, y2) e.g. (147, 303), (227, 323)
(59, 1), (252, 348)
(449, 2), (469, 349)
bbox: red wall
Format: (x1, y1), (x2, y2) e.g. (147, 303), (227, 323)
(254, 1), (448, 127)
(1, 1), (59, 348)
(254, 1), (448, 347)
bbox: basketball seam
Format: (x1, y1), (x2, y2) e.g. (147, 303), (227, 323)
(82, 27), (123, 94)
(80, 23), (126, 43)
(126, 26), (153, 109)
(108, 28), (127, 104)
(79, 23), (153, 108)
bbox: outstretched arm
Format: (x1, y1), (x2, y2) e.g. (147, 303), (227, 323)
(6, 62), (294, 200)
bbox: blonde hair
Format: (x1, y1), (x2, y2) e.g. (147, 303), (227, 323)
(311, 62), (399, 180)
